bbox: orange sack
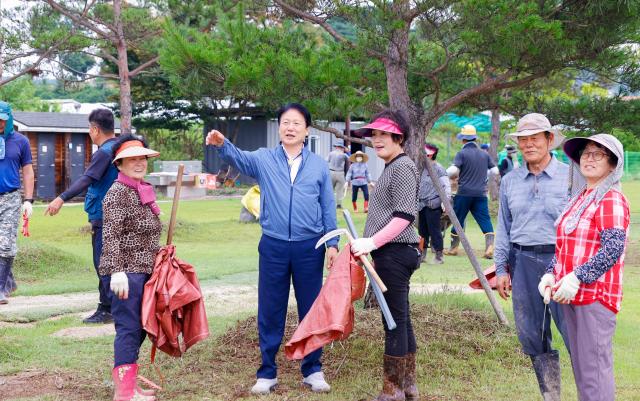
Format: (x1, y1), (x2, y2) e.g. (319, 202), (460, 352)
(285, 244), (366, 360)
(141, 244), (209, 358)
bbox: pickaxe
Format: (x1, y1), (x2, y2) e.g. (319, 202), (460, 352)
(315, 228), (397, 330)
(315, 228), (386, 292)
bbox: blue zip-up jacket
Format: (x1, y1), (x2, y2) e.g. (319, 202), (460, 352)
(216, 139), (338, 247)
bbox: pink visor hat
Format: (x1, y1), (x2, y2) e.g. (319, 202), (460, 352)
(356, 118), (404, 137)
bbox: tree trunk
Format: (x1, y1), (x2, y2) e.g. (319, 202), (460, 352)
(384, 2), (425, 164)
(114, 0), (133, 134)
(488, 107), (500, 201)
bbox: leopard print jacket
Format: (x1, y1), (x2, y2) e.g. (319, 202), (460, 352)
(98, 182), (162, 275)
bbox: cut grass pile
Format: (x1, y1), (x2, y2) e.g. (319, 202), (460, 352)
(62, 299), (528, 401)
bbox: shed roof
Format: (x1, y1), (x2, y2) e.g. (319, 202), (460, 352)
(13, 111), (122, 134)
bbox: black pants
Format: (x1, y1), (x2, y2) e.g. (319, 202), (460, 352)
(371, 243), (420, 356)
(91, 220), (111, 312)
(351, 184), (369, 202)
(418, 206), (443, 251)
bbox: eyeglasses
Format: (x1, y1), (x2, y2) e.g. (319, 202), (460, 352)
(580, 150), (608, 161)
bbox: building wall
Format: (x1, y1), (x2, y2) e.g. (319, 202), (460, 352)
(203, 119), (269, 185)
(21, 130), (92, 200)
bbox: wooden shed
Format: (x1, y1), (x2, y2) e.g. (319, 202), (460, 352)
(13, 111), (122, 200)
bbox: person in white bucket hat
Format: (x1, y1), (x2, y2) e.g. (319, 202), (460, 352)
(494, 113), (570, 401)
(539, 133), (629, 401)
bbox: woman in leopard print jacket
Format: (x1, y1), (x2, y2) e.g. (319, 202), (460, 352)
(99, 135), (161, 401)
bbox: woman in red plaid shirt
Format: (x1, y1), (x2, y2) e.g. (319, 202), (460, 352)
(538, 134), (629, 401)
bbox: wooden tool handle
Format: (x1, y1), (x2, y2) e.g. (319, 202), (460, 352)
(166, 164), (185, 245)
(543, 286), (552, 305)
(358, 255), (387, 293)
(344, 232), (387, 292)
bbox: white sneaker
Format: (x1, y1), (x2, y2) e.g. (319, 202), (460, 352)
(251, 378), (277, 395)
(303, 372), (331, 393)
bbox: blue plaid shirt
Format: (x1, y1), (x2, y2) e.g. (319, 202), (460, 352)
(494, 156), (569, 275)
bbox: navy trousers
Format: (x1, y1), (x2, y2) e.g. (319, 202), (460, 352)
(257, 235), (325, 379)
(91, 220), (111, 312)
(351, 184), (369, 202)
(100, 273), (149, 367)
(450, 195), (493, 235)
(418, 206), (443, 252)
(510, 248), (570, 356)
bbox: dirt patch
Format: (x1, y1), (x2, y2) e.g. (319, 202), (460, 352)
(0, 369), (73, 400)
(52, 324), (116, 339)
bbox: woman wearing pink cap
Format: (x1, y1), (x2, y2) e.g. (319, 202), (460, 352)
(351, 109), (421, 401)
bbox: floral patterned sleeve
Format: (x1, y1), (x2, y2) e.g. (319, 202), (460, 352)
(573, 228), (626, 284)
(545, 255), (557, 274)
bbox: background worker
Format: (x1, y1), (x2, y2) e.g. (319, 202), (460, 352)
(326, 140), (349, 209)
(45, 109), (118, 324)
(418, 143), (450, 264)
(0, 101), (34, 305)
(345, 150), (373, 213)
(444, 124), (498, 259)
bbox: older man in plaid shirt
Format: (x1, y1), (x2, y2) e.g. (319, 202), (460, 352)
(494, 114), (570, 401)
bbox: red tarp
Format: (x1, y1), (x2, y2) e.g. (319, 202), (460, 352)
(285, 244), (366, 360)
(469, 264), (510, 290)
(142, 245), (209, 358)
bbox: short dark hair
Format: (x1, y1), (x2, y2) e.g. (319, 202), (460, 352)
(88, 109), (114, 133)
(425, 143), (439, 160)
(112, 134), (149, 165)
(369, 109), (410, 146)
(580, 141), (618, 168)
(276, 103), (312, 127)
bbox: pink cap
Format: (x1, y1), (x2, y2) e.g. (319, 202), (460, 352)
(356, 118), (404, 137)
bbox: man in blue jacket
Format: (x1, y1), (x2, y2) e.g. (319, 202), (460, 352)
(0, 101), (34, 305)
(207, 103), (338, 395)
(45, 109), (118, 324)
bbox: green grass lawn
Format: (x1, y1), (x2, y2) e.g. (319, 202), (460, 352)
(1, 181), (639, 400)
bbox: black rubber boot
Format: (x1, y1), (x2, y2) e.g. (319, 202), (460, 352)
(530, 351), (561, 401)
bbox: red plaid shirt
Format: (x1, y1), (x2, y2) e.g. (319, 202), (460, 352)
(553, 189), (629, 314)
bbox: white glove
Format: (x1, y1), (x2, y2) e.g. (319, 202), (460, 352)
(351, 237), (377, 256)
(537, 273), (555, 299)
(110, 272), (129, 299)
(21, 201), (33, 219)
(552, 272), (581, 303)
(343, 182), (349, 190)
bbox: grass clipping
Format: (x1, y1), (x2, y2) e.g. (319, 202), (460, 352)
(141, 301), (526, 401)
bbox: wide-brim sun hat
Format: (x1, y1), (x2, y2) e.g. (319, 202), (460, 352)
(0, 113), (9, 120)
(355, 118), (404, 137)
(113, 140), (160, 163)
(563, 134), (624, 165)
(456, 124), (477, 141)
(349, 150), (369, 163)
(507, 113), (565, 149)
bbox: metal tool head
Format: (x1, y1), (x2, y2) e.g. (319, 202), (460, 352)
(315, 228), (348, 249)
